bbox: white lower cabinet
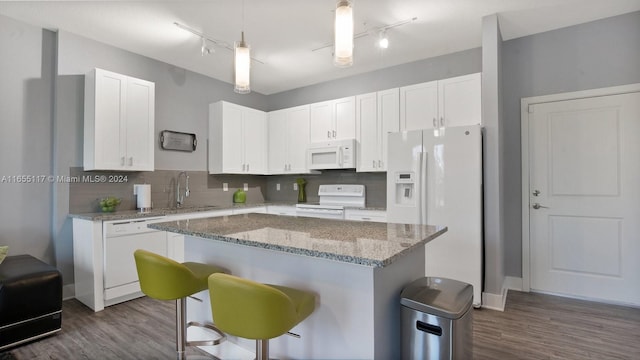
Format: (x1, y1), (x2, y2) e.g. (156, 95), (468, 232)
(344, 209), (387, 223)
(266, 205), (297, 216)
(72, 209), (233, 312)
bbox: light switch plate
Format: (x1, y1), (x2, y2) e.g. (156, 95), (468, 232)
(293, 183), (298, 191)
(276, 183), (280, 191)
(223, 183), (228, 191)
(244, 183), (249, 191)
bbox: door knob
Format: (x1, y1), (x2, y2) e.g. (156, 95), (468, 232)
(532, 203), (549, 209)
(532, 190), (541, 196)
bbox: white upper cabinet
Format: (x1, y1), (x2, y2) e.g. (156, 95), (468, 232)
(268, 105), (310, 174)
(356, 89), (400, 172)
(400, 80), (438, 132)
(209, 101), (267, 175)
(84, 68), (155, 171)
(309, 96), (356, 142)
(399, 73), (481, 131)
(437, 73), (482, 128)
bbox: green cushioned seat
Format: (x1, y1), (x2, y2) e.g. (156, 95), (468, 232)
(208, 273), (316, 360)
(135, 249), (226, 300)
(134, 249), (227, 359)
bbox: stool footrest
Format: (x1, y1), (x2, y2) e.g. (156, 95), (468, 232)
(186, 321), (226, 346)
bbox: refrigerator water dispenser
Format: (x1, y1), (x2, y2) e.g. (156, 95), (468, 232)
(395, 172), (416, 205)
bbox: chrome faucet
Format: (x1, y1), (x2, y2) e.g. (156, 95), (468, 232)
(176, 171), (190, 208)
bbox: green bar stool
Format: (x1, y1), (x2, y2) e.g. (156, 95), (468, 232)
(134, 249), (227, 359)
(208, 273), (316, 360)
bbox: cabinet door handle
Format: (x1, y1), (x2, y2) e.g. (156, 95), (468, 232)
(327, 131), (331, 139)
(378, 160), (382, 168)
(121, 157), (125, 166)
(246, 163), (250, 172)
(373, 160), (376, 168)
(432, 118), (437, 128)
(440, 117), (445, 127)
(242, 163), (246, 171)
(332, 130), (336, 138)
(129, 157), (133, 166)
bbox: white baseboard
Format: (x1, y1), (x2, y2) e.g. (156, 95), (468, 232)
(504, 276), (523, 291)
(481, 276), (524, 311)
(63, 283), (75, 301)
(481, 287), (507, 311)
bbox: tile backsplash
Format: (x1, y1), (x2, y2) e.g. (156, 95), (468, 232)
(265, 170), (387, 208)
(68, 167), (267, 213)
(68, 167), (386, 214)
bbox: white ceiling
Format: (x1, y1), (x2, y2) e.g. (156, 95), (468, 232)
(2, 0), (639, 95)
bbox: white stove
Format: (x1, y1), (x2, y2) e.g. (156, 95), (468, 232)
(295, 184), (365, 219)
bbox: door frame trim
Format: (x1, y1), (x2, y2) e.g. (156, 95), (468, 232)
(520, 83), (640, 292)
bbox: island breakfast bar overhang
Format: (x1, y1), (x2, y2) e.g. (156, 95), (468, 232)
(149, 213), (447, 360)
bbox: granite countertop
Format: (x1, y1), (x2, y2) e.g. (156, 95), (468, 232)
(68, 203), (268, 221)
(69, 203), (387, 221)
(149, 213), (446, 268)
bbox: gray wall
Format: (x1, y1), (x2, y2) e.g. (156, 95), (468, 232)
(0, 15), (55, 264)
(268, 48), (482, 110)
(501, 11), (640, 277)
(481, 14), (505, 295)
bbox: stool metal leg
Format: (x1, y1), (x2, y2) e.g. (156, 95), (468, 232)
(255, 339), (269, 360)
(176, 298), (187, 360)
(175, 297), (226, 360)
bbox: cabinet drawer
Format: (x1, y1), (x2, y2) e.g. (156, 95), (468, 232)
(344, 209), (387, 223)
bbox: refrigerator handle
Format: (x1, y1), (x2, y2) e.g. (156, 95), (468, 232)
(420, 149), (428, 225)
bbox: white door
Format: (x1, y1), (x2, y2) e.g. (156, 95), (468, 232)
(529, 92), (640, 306)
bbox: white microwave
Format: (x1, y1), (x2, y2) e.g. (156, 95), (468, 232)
(307, 139), (356, 170)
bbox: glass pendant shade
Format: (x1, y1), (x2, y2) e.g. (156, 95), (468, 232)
(234, 32), (251, 94)
(334, 0), (353, 67)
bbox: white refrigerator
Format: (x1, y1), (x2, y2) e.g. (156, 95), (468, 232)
(386, 125), (483, 306)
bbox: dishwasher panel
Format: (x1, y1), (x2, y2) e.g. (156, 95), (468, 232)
(103, 218), (167, 299)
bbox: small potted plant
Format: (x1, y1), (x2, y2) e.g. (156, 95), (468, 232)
(99, 196), (121, 212)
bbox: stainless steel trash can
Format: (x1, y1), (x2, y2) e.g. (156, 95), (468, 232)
(400, 277), (473, 360)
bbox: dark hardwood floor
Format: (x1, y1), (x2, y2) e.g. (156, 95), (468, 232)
(3, 290), (640, 359)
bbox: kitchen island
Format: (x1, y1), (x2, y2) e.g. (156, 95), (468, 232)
(149, 213), (446, 360)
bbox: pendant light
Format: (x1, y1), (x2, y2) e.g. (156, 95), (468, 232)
(234, 31), (251, 94)
(234, 0), (250, 94)
(334, 0), (354, 67)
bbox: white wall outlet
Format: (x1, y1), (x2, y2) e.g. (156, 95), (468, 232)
(244, 183), (249, 191)
(223, 183), (228, 191)
(276, 183), (281, 191)
(293, 183), (298, 191)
